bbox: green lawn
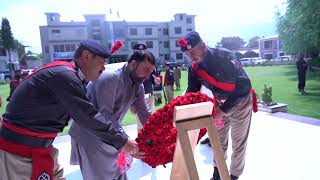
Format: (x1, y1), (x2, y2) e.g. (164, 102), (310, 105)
(0, 83), (9, 115)
(1, 65), (319, 136)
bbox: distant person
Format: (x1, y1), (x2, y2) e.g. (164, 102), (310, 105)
(173, 65), (181, 91)
(296, 55), (309, 94)
(0, 96), (2, 125)
(163, 62), (174, 103)
(6, 72), (21, 101)
(153, 68), (163, 104)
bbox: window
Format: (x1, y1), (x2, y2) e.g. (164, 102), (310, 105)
(273, 41), (278, 49)
(186, 17), (192, 24)
(145, 28), (152, 35)
(263, 40), (272, 49)
(163, 28), (169, 35)
(107, 43), (112, 49)
(65, 44), (71, 52)
(187, 28), (193, 31)
(59, 44), (65, 52)
(130, 28), (137, 35)
(51, 29), (60, 33)
(175, 27), (182, 34)
(179, 14), (183, 21)
(175, 40), (180, 47)
(176, 53), (183, 60)
(164, 54), (170, 60)
(131, 41), (138, 48)
(164, 41), (169, 48)
(45, 46), (49, 53)
(146, 41), (153, 48)
(279, 52), (285, 56)
(0, 47), (6, 56)
(92, 34), (101, 40)
(92, 29), (101, 33)
(53, 45), (59, 52)
(91, 20), (100, 26)
(70, 44), (76, 51)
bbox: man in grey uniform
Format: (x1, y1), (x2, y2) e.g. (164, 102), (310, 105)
(69, 50), (156, 180)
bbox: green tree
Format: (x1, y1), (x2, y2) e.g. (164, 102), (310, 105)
(14, 39), (26, 65)
(247, 36), (260, 48)
(277, 0), (320, 55)
(219, 37), (246, 50)
(1, 18), (15, 62)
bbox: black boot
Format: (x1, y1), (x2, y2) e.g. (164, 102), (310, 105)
(210, 167), (220, 180)
(230, 175), (238, 180)
(200, 137), (210, 144)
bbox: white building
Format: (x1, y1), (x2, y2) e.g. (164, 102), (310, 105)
(40, 13), (195, 65)
(259, 35), (286, 60)
(0, 45), (19, 72)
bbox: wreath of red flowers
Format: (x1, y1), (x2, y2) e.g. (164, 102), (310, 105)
(136, 92), (222, 168)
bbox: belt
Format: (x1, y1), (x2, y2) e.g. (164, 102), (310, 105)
(0, 125), (54, 148)
(0, 121), (56, 180)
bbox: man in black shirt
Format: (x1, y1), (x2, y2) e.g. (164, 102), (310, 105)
(178, 31), (257, 180)
(0, 39), (142, 180)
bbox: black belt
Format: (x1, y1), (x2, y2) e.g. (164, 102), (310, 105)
(0, 126), (54, 148)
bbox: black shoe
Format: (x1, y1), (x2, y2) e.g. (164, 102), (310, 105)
(230, 175), (238, 180)
(200, 138), (210, 144)
(210, 167), (220, 180)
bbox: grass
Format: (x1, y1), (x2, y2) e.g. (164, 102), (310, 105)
(1, 65), (319, 136)
(0, 83), (9, 115)
(245, 65), (320, 119)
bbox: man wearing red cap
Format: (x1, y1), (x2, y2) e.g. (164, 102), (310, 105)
(0, 39), (142, 180)
(178, 31), (258, 180)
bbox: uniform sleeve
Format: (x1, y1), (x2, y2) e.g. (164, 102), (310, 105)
(219, 58), (251, 113)
(186, 67), (201, 93)
(133, 85), (151, 125)
(47, 70), (128, 150)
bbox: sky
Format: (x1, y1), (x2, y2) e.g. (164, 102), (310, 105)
(0, 0), (286, 53)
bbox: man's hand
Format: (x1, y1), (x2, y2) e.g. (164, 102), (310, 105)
(121, 139), (145, 159)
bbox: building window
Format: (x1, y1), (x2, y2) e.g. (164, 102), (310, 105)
(130, 28), (137, 35)
(107, 43), (112, 49)
(164, 41), (169, 48)
(263, 40), (272, 49)
(59, 44), (65, 52)
(92, 34), (101, 40)
(163, 28), (169, 35)
(187, 28), (193, 31)
(186, 17), (192, 24)
(179, 14), (183, 21)
(131, 41), (138, 48)
(65, 44), (71, 52)
(51, 29), (60, 33)
(164, 54), (170, 60)
(175, 40), (180, 47)
(45, 46), (49, 53)
(92, 29), (101, 33)
(0, 48), (6, 56)
(146, 41), (153, 48)
(70, 44), (76, 51)
(91, 20), (100, 26)
(53, 45), (59, 52)
(175, 27), (182, 34)
(273, 41), (278, 49)
(176, 53), (183, 60)
(279, 52), (285, 56)
(145, 28), (152, 35)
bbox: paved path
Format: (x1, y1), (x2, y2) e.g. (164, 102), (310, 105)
(53, 112), (320, 180)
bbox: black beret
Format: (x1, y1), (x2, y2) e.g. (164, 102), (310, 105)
(180, 31), (202, 52)
(132, 43), (147, 51)
(80, 39), (110, 58)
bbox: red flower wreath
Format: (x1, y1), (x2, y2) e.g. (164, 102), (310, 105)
(135, 92), (223, 168)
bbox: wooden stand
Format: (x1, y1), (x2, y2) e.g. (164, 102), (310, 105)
(170, 102), (230, 180)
